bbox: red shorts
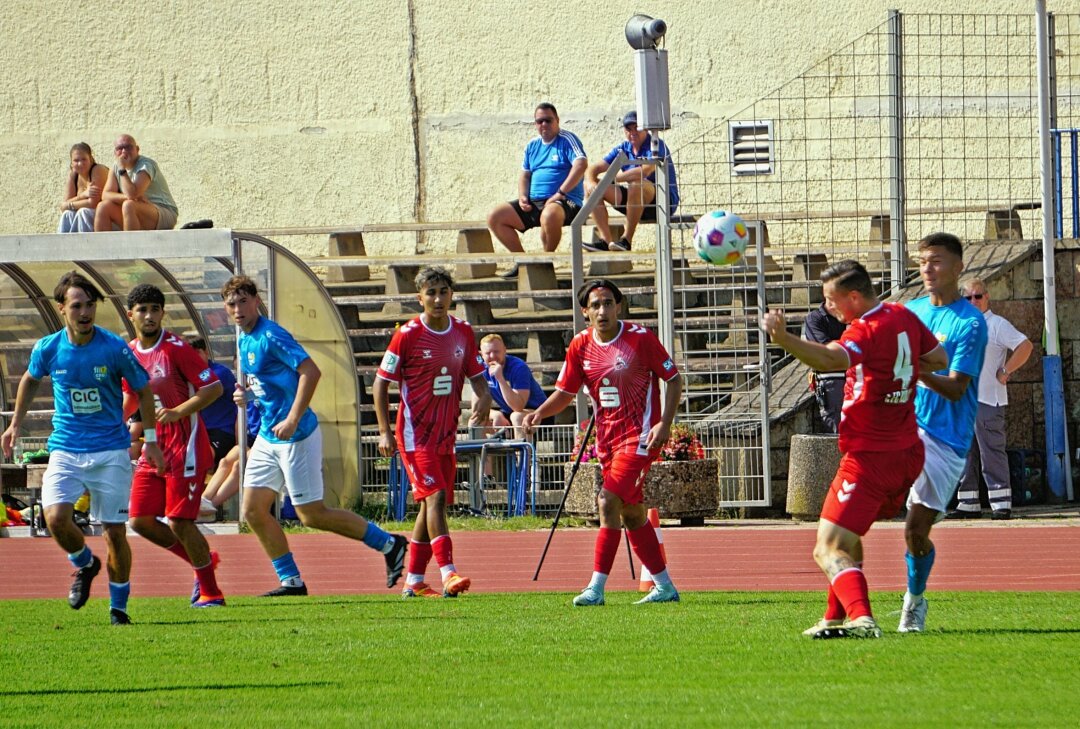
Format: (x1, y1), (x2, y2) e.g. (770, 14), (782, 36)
(599, 451), (658, 505)
(819, 443), (925, 536)
(129, 464), (210, 521)
(401, 450), (457, 504)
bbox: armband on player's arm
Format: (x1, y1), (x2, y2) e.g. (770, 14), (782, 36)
(142, 429), (157, 444)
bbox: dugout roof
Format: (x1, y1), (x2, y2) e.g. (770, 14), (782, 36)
(0, 230), (361, 508)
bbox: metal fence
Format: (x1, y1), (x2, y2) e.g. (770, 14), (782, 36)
(657, 11), (1080, 508)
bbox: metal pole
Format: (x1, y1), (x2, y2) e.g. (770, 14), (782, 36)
(886, 9), (906, 293)
(1072, 130), (1079, 238)
(1035, 0), (1072, 500)
(653, 136), (675, 360)
(1053, 130), (1064, 238)
(233, 235), (249, 512)
(570, 151), (627, 425)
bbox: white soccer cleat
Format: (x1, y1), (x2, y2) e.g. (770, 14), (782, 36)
(802, 618), (845, 637)
(898, 594), (928, 633)
(634, 583), (680, 604)
(843, 615), (883, 639)
(572, 586), (606, 607)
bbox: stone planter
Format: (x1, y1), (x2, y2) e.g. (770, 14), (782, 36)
(564, 458), (720, 525)
(785, 433), (841, 520)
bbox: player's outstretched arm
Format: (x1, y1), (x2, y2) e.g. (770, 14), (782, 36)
(467, 374), (493, 428)
(760, 309), (849, 372)
(919, 344), (948, 374)
(917, 369), (972, 402)
(521, 390), (575, 436)
(136, 383), (166, 475)
(158, 381), (224, 425)
(273, 357), (320, 441)
(1, 372), (40, 458)
(645, 373), (683, 452)
(372, 376), (395, 457)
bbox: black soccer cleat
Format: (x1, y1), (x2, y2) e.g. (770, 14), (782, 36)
(68, 555), (101, 610)
(260, 584), (309, 597)
(385, 534), (408, 589)
(110, 608), (132, 626)
(811, 627), (850, 640)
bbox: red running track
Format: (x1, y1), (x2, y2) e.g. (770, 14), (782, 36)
(2, 520), (1079, 601)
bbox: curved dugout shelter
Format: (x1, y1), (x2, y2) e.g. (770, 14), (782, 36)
(0, 229), (360, 508)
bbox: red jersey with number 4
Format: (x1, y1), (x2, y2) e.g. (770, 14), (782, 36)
(124, 330), (219, 477)
(837, 302), (939, 453)
(556, 322), (680, 459)
(377, 315), (485, 454)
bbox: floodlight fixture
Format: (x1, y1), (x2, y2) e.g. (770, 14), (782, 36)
(627, 14), (670, 130)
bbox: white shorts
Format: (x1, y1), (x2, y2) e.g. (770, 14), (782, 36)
(42, 449), (133, 524)
(907, 428), (968, 513)
(242, 426), (324, 506)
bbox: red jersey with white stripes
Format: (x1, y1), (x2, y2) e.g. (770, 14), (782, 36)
(377, 315), (485, 454)
(556, 322), (680, 459)
(837, 302), (940, 453)
(124, 330), (219, 477)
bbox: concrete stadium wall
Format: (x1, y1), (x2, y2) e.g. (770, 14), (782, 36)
(1, 1), (1071, 259)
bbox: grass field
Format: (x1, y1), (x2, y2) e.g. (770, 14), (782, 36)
(5, 591), (1079, 727)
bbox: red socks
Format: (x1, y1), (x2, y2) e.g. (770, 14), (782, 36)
(593, 527), (622, 575)
(626, 522), (667, 576)
(194, 561), (222, 600)
(830, 568), (871, 620)
(409, 540), (433, 575)
(431, 535), (454, 568)
(824, 584), (846, 620)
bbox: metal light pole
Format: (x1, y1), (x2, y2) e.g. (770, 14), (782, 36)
(1035, 0), (1072, 500)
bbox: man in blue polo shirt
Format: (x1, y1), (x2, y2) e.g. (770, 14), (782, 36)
(488, 102), (588, 277)
(474, 333), (547, 438)
(897, 232), (988, 634)
(1, 271), (165, 625)
(584, 110), (680, 252)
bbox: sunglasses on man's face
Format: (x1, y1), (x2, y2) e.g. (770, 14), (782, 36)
(964, 293), (985, 301)
(534, 117), (555, 125)
(115, 143), (134, 152)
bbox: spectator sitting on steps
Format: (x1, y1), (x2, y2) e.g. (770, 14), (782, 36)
(487, 102), (587, 279)
(95, 134), (178, 231)
(583, 110), (680, 253)
(58, 143), (109, 234)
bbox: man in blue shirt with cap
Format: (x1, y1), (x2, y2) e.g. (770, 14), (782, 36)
(584, 110), (680, 252)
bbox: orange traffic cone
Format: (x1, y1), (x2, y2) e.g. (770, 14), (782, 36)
(637, 507), (668, 591)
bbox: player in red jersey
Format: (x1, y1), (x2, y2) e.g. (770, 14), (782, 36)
(373, 266), (492, 598)
(522, 279), (683, 606)
(121, 284), (227, 607)
(760, 260), (947, 638)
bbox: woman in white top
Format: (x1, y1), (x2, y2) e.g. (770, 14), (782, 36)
(57, 143), (109, 233)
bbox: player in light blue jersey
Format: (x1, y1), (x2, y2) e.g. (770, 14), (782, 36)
(221, 275), (407, 596)
(1, 272), (165, 625)
(899, 232), (988, 633)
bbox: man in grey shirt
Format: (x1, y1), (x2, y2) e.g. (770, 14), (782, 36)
(95, 134), (178, 231)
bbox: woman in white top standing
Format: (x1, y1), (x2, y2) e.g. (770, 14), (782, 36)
(57, 143), (109, 233)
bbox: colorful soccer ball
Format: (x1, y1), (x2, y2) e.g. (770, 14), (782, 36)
(692, 210), (750, 265)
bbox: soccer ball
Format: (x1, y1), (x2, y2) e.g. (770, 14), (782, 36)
(692, 210), (750, 265)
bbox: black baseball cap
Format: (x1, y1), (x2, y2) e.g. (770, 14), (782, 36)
(622, 110), (638, 127)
